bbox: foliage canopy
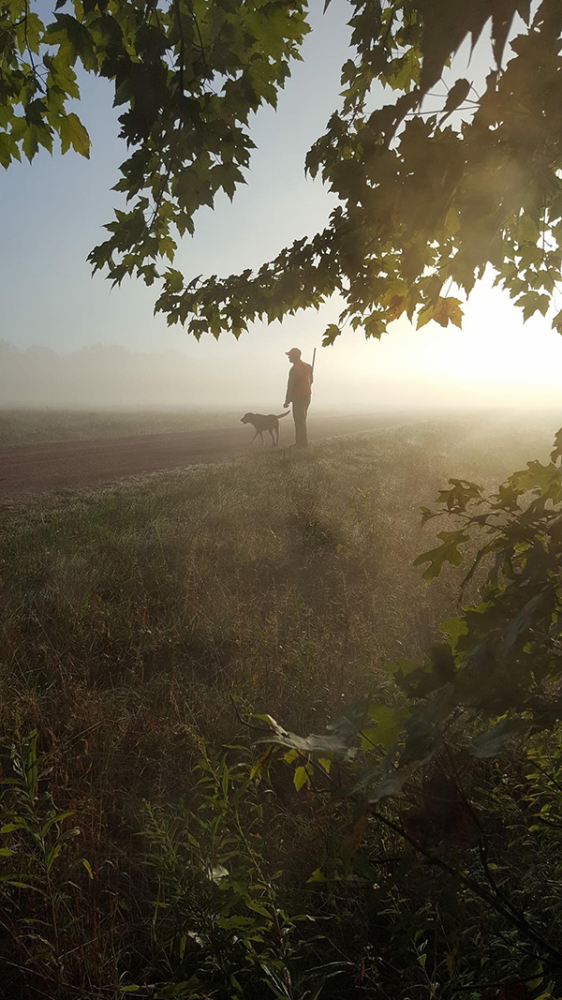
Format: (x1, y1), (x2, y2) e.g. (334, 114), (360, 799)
(2, 0), (562, 341)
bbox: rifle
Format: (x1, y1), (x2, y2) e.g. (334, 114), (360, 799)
(311, 347), (316, 378)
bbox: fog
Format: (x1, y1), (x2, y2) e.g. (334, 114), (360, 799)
(3, 5), (562, 419)
(2, 337), (562, 414)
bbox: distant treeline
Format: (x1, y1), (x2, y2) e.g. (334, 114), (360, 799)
(0, 340), (236, 408)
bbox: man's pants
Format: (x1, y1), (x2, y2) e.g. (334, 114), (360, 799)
(292, 395), (310, 448)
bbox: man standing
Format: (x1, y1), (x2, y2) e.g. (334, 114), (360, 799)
(284, 347), (313, 448)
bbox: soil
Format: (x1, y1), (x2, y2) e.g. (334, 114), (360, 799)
(0, 413), (395, 497)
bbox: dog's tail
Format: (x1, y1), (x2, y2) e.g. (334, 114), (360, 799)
(276, 411), (291, 419)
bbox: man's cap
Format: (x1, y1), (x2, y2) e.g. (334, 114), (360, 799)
(286, 347), (301, 358)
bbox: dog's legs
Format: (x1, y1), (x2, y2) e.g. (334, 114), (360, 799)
(269, 428), (275, 446)
(260, 431), (264, 444)
(250, 430), (259, 443)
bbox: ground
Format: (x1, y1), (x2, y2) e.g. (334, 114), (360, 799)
(1, 408), (561, 999)
(0, 411), (417, 495)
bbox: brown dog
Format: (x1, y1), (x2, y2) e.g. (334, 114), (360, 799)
(240, 411), (290, 446)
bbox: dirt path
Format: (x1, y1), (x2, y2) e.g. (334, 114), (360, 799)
(0, 414), (392, 496)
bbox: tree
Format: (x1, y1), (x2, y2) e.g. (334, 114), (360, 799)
(2, 0), (562, 342)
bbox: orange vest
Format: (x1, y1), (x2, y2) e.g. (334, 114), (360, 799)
(287, 360), (312, 401)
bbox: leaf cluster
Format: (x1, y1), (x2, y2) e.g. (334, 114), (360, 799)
(0, 730), (86, 980)
(0, 0), (311, 305)
(142, 752), (340, 999)
(155, 0), (562, 340)
(4, 1), (562, 339)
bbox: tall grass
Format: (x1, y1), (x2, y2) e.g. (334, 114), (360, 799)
(0, 414), (558, 997)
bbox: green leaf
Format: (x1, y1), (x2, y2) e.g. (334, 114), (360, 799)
(322, 323), (341, 347)
(413, 531), (471, 583)
(417, 297), (464, 330)
(515, 291), (550, 321)
(471, 718), (532, 759)
(386, 657), (420, 677)
(439, 616), (468, 652)
(59, 113), (90, 157)
(0, 879), (36, 889)
(41, 810), (74, 837)
(307, 867), (325, 882)
(293, 765), (310, 792)
(552, 309), (562, 334)
(16, 11), (44, 53)
(501, 591), (548, 654)
(513, 460), (561, 495)
(44, 14), (98, 71)
(361, 705), (408, 749)
(81, 858), (94, 880)
(518, 213), (540, 243)
(246, 899), (272, 918)
(216, 915), (257, 930)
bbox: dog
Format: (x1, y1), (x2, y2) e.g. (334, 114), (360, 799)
(240, 411), (290, 446)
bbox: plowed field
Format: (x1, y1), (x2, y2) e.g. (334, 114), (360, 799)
(0, 413), (392, 495)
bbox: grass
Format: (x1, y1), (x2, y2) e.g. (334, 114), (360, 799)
(0, 412), (560, 998)
(0, 408), (242, 446)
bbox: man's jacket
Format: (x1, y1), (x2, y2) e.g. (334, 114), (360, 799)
(286, 360), (313, 403)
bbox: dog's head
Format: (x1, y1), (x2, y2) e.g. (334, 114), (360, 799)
(240, 413), (254, 424)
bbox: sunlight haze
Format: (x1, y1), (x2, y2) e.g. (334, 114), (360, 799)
(1, 2), (561, 411)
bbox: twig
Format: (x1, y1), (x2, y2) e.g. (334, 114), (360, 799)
(534, 814), (562, 830)
(371, 808), (562, 967)
(529, 756), (562, 795)
(229, 696), (273, 734)
(23, 0), (45, 93)
(173, 0), (185, 94)
(454, 975), (548, 993)
(188, 0), (209, 79)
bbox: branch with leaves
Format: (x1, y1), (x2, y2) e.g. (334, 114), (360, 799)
(2, 0), (562, 341)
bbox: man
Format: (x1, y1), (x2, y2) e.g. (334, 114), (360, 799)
(284, 347), (313, 448)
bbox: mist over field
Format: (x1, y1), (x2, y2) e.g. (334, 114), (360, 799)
(2, 338), (562, 412)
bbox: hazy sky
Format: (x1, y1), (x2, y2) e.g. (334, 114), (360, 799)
(2, 1), (562, 410)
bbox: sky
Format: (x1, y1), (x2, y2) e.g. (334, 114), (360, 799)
(2, 1), (562, 410)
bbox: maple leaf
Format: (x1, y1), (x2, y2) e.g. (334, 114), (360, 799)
(322, 323), (342, 346)
(59, 113), (90, 157)
(417, 297), (464, 330)
(385, 294), (406, 321)
(552, 309), (562, 335)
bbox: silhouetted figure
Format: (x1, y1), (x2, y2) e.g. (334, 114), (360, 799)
(284, 348), (313, 448)
(240, 411), (289, 445)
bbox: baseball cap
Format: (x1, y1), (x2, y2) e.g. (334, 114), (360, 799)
(286, 348), (301, 358)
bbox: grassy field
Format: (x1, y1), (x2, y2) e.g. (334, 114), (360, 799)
(1, 412), (561, 998)
(0, 408), (243, 445)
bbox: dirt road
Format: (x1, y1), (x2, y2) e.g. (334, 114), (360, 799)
(0, 414), (390, 496)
